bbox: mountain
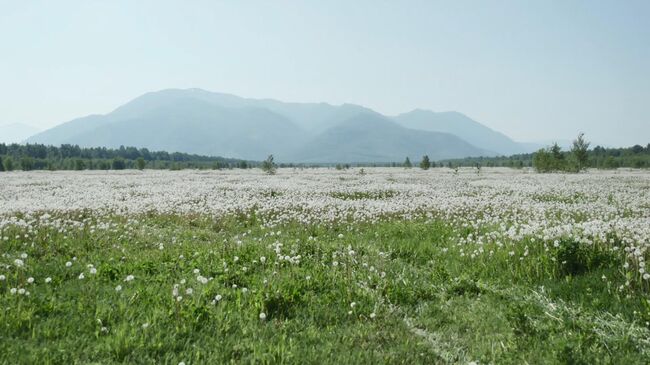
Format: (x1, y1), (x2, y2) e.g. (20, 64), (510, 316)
(0, 123), (41, 144)
(27, 88), (519, 162)
(393, 110), (525, 156)
(28, 95), (304, 160)
(290, 113), (492, 163)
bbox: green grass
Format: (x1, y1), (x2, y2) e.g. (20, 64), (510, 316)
(1, 213), (649, 364)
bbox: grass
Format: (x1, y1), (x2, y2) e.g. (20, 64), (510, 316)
(1, 212), (649, 364)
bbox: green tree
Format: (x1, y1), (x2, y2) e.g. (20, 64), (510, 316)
(0, 158), (4, 172)
(74, 159), (86, 170)
(533, 148), (553, 173)
(20, 156), (34, 171)
(136, 157), (146, 170)
(261, 155), (277, 175)
(571, 133), (590, 171)
(112, 158), (126, 170)
(404, 157), (412, 168)
(419, 155), (430, 170)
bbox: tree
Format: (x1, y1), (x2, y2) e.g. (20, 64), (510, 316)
(112, 157), (126, 170)
(74, 159), (86, 170)
(261, 155), (277, 175)
(403, 157), (412, 168)
(20, 157), (34, 171)
(136, 157), (146, 170)
(0, 158), (4, 172)
(571, 133), (590, 172)
(532, 148), (553, 173)
(419, 155), (430, 170)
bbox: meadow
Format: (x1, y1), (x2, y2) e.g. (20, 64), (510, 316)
(1, 168), (649, 364)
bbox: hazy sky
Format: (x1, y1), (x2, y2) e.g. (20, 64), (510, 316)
(1, 0), (648, 146)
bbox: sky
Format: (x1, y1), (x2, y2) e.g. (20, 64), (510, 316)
(0, 0), (648, 146)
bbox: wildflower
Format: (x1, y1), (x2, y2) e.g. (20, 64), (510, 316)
(78, 273), (85, 280)
(260, 256), (266, 263)
(65, 261), (72, 267)
(115, 285), (122, 292)
(20, 253), (28, 259)
(10, 288), (17, 294)
(13, 259), (24, 268)
(370, 312), (376, 319)
(644, 273), (650, 280)
(259, 312), (267, 320)
(193, 269), (200, 274)
(215, 294), (222, 301)
(185, 288), (193, 295)
(89, 267), (97, 275)
(18, 288), (25, 295)
(27, 277), (34, 284)
(176, 296), (183, 302)
(142, 323), (150, 329)
(124, 275), (135, 282)
(0, 275), (5, 281)
(45, 277), (52, 283)
(196, 275), (208, 284)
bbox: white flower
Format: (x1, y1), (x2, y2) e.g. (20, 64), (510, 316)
(193, 269), (200, 274)
(89, 267), (97, 275)
(18, 288), (25, 295)
(176, 296), (183, 302)
(260, 256), (266, 263)
(370, 312), (376, 319)
(196, 275), (208, 284)
(10, 288), (17, 294)
(45, 277), (52, 283)
(27, 277), (34, 284)
(644, 273), (650, 280)
(142, 323), (150, 329)
(13, 259), (24, 268)
(65, 261), (72, 267)
(0, 275), (5, 281)
(124, 275), (135, 282)
(350, 302), (356, 308)
(259, 312), (267, 320)
(20, 253), (28, 259)
(78, 273), (85, 280)
(214, 294), (222, 301)
(115, 285), (122, 292)
(185, 288), (193, 295)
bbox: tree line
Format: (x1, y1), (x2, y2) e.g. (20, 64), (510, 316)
(439, 139), (650, 171)
(0, 143), (250, 171)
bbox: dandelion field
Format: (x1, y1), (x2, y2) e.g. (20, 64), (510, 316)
(1, 168), (650, 364)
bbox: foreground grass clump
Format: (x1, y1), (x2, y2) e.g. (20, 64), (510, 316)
(1, 212), (650, 364)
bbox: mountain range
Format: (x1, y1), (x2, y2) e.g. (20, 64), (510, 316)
(26, 88), (534, 162)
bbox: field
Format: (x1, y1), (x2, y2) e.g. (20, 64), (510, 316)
(1, 168), (650, 364)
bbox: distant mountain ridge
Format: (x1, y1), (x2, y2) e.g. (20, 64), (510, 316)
(26, 88), (529, 162)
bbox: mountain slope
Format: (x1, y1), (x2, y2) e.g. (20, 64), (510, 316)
(393, 110), (525, 155)
(290, 113), (493, 163)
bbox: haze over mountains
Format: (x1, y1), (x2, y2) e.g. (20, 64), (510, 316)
(0, 123), (41, 144)
(26, 88), (533, 162)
